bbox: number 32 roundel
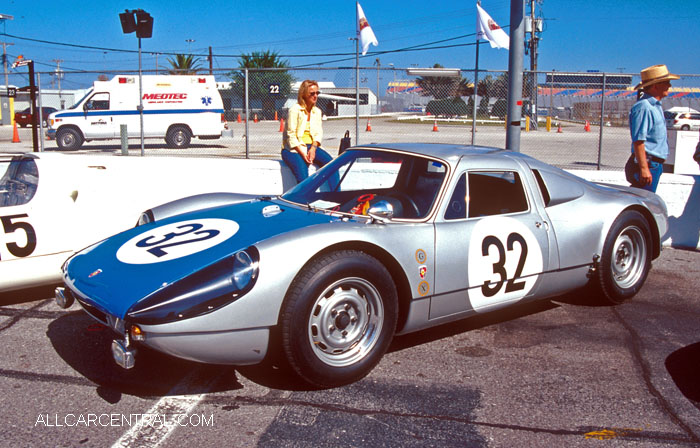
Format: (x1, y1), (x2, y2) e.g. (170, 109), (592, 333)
(467, 216), (543, 309)
(117, 219), (240, 265)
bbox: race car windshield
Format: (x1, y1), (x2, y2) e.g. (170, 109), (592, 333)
(281, 149), (447, 220)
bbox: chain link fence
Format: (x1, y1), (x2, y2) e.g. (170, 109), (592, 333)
(3, 67), (699, 171)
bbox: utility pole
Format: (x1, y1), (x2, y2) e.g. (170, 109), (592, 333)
(2, 42), (13, 90)
(505, 0), (525, 152)
(208, 46), (213, 75)
(527, 0), (540, 130)
(374, 58), (380, 114)
(0, 13), (14, 126)
(53, 59), (64, 108)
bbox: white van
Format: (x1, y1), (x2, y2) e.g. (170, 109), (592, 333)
(47, 75), (227, 150)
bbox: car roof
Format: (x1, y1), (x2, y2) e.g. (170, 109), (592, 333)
(356, 142), (506, 160)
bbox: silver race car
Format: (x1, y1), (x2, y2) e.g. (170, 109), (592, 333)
(56, 144), (667, 388)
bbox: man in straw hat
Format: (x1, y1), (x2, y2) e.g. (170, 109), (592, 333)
(625, 64), (679, 192)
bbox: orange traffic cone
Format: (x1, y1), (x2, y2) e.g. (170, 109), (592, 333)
(274, 111), (278, 121)
(557, 123), (563, 133)
(432, 120), (439, 132)
(12, 122), (20, 143)
(584, 120), (591, 132)
(237, 113), (241, 123)
(365, 118), (372, 132)
(254, 114), (259, 123)
(279, 118), (285, 132)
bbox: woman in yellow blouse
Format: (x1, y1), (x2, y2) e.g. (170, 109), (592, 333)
(282, 80), (334, 183)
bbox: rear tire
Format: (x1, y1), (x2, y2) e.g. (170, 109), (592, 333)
(595, 210), (651, 304)
(681, 125), (690, 131)
(165, 126), (192, 149)
(280, 250), (398, 388)
(56, 128), (84, 150)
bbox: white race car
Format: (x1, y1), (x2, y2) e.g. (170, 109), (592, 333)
(0, 152), (276, 293)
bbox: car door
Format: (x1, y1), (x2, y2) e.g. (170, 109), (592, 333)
(82, 92), (115, 139)
(432, 157), (552, 317)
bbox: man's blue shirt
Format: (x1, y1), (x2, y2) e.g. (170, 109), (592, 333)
(629, 92), (668, 159)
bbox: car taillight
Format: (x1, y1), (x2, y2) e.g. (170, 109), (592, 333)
(221, 113), (225, 123)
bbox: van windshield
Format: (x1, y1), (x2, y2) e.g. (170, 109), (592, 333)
(68, 90), (93, 110)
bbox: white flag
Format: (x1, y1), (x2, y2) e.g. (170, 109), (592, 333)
(357, 2), (378, 56)
(476, 3), (509, 50)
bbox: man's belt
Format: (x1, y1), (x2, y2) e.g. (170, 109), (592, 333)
(648, 154), (665, 164)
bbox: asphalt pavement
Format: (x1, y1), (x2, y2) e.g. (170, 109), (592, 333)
(1, 247), (698, 447)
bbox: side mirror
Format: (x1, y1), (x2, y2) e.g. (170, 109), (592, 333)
(367, 200), (393, 223)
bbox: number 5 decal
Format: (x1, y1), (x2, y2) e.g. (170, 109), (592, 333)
(1, 214), (37, 259)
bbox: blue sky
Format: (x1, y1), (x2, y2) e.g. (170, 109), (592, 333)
(1, 0), (698, 89)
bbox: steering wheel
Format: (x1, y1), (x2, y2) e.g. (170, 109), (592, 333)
(387, 191), (421, 218)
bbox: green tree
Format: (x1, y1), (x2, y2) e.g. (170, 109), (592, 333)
(415, 63), (472, 100)
(230, 50), (293, 119)
(167, 54), (201, 75)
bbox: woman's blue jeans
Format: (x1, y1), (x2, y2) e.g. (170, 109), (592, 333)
(282, 145), (333, 183)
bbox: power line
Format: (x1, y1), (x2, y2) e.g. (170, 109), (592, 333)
(0, 28), (492, 65)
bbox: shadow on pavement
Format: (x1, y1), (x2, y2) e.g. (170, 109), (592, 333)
(46, 311), (241, 401)
(665, 342), (700, 411)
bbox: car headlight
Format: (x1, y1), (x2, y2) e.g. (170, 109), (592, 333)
(136, 210), (154, 227)
(232, 250), (257, 289)
(126, 247), (260, 325)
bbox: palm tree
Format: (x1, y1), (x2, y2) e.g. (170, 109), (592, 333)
(167, 54), (201, 75)
(230, 50), (293, 119)
(415, 63), (472, 99)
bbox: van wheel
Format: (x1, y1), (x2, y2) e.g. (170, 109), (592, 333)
(56, 128), (84, 150)
(166, 126), (191, 149)
(681, 125), (690, 131)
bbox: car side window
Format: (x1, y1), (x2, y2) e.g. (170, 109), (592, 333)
(445, 173), (467, 220)
(86, 93), (110, 111)
(0, 158), (39, 207)
(468, 171), (528, 218)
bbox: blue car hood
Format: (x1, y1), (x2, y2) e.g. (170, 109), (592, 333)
(65, 200), (337, 319)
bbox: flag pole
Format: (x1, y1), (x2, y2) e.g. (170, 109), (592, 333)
(355, 1), (360, 145)
(471, 28), (480, 145)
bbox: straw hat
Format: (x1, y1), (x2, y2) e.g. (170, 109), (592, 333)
(635, 64), (680, 90)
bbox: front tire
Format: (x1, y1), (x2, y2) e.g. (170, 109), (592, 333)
(281, 250), (398, 388)
(56, 128), (84, 150)
(165, 125), (192, 149)
(595, 210), (651, 304)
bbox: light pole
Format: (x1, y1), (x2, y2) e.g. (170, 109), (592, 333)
(119, 9), (153, 156)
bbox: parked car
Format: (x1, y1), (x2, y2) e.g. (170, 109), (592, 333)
(14, 106), (58, 128)
(665, 107), (700, 131)
(55, 143), (668, 388)
(0, 152), (277, 293)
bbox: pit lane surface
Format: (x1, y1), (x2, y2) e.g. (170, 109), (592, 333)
(0, 248), (698, 447)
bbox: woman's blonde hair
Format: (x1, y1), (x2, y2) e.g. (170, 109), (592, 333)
(297, 79), (319, 108)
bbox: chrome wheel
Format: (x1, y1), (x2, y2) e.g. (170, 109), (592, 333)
(610, 225), (647, 289)
(308, 277), (384, 367)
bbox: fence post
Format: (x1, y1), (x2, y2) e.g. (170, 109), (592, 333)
(120, 124), (129, 155)
(597, 73), (607, 170)
(37, 72), (44, 152)
(244, 68), (249, 159)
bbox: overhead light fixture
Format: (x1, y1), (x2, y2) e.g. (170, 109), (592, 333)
(406, 68), (461, 78)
